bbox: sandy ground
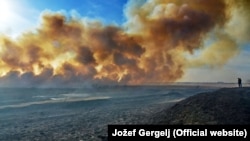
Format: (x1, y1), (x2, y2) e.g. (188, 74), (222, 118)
(151, 87), (250, 125)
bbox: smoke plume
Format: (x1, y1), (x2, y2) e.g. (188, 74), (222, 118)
(0, 0), (249, 87)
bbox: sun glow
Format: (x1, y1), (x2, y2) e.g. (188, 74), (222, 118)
(0, 0), (15, 24)
(0, 0), (32, 37)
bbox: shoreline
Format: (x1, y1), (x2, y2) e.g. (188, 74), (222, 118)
(1, 87), (247, 140)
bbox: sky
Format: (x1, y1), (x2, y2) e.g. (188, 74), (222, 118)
(0, 0), (128, 35)
(0, 0), (249, 87)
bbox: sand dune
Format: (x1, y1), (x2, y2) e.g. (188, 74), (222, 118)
(151, 87), (250, 125)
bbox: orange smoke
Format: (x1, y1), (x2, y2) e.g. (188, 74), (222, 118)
(0, 0), (247, 87)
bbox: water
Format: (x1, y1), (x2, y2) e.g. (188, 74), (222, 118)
(0, 86), (217, 141)
(0, 88), (109, 109)
(0, 86), (216, 107)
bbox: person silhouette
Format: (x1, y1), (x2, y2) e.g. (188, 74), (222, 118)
(238, 78), (242, 88)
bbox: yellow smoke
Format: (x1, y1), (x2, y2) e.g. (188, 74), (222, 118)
(0, 0), (248, 87)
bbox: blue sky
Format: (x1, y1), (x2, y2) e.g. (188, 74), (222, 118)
(0, 0), (128, 36)
(25, 0), (128, 24)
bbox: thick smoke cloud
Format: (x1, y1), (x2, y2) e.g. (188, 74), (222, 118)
(0, 0), (249, 87)
(225, 0), (250, 43)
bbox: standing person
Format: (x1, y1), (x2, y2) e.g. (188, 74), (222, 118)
(238, 78), (242, 88)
